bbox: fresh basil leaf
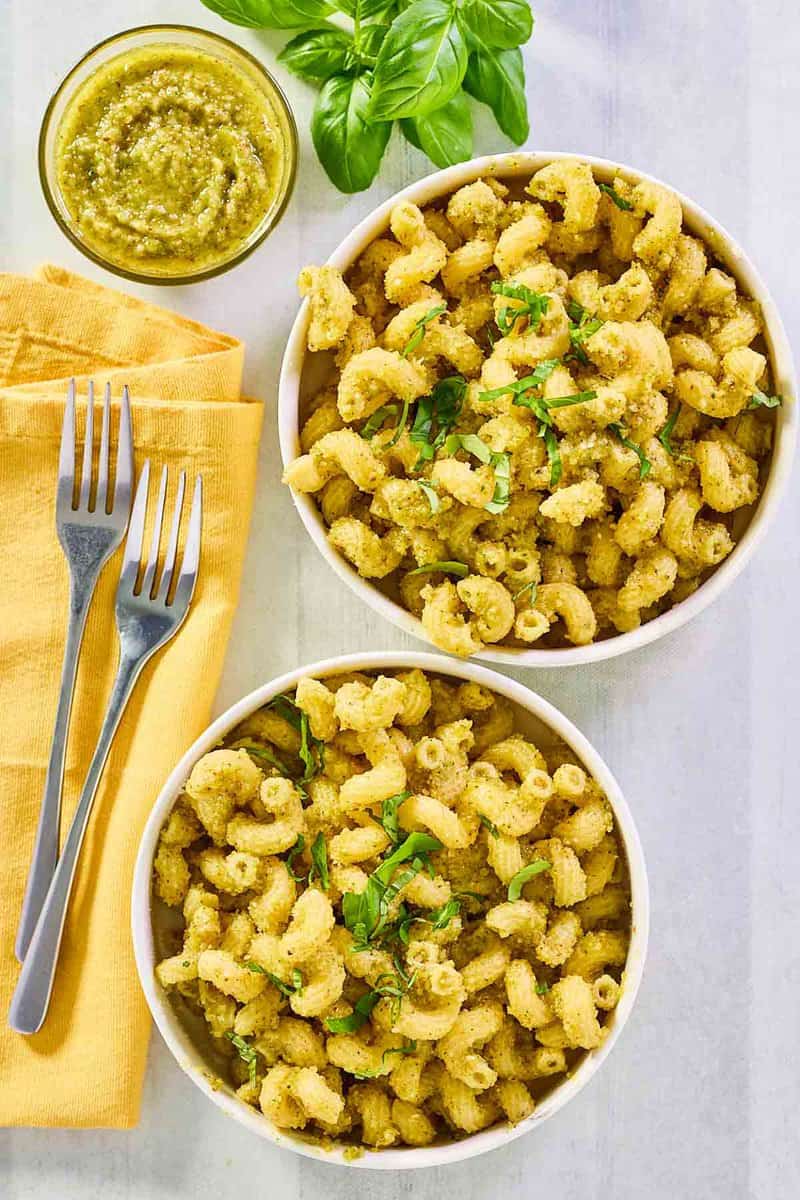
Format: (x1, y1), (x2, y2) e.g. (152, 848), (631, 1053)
(598, 181), (634, 211)
(309, 831), (330, 890)
(462, 44), (528, 144)
(460, 0), (533, 49)
(507, 859), (551, 901)
(278, 27), (356, 80)
(657, 404), (684, 458)
(748, 390), (782, 409)
(478, 812), (500, 838)
(369, 0), (469, 120)
(567, 310), (604, 364)
(545, 391), (598, 408)
(202, 0), (332, 29)
(443, 433), (510, 514)
(406, 560), (469, 578)
(479, 359), (560, 405)
(400, 90), (473, 168)
(608, 423), (651, 479)
(312, 73), (393, 193)
(444, 432), (492, 462)
(225, 1031), (259, 1085)
(325, 990), (380, 1033)
(418, 479), (441, 513)
(402, 303), (448, 356)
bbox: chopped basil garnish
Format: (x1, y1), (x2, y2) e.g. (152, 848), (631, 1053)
(375, 791), (411, 846)
(245, 961), (301, 997)
(541, 425), (562, 487)
(512, 581), (538, 605)
(402, 304), (447, 357)
(268, 693), (325, 788)
(748, 390), (782, 409)
(490, 281), (549, 336)
(417, 479), (441, 513)
(565, 301), (604, 365)
(308, 831), (330, 890)
(427, 897), (461, 930)
(608, 423), (651, 479)
(324, 990), (380, 1033)
(598, 182), (634, 211)
(406, 560), (469, 579)
(478, 813), (500, 839)
(225, 1031), (259, 1086)
(342, 832), (443, 950)
(507, 859), (552, 901)
(352, 1041), (417, 1079)
(443, 432), (511, 514)
(285, 834), (306, 882)
(361, 399), (410, 446)
(409, 375), (467, 471)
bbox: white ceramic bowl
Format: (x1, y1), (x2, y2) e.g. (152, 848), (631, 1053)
(132, 651), (649, 1169)
(278, 152), (797, 667)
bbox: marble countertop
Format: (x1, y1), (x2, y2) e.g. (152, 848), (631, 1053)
(2, 0), (799, 1196)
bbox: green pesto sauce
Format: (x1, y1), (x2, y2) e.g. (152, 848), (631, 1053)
(56, 44), (287, 276)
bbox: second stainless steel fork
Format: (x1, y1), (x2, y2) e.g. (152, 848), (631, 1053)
(9, 461), (203, 1035)
(15, 380), (133, 961)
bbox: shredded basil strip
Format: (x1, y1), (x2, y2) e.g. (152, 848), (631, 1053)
(342, 832), (443, 948)
(513, 581), (538, 604)
(443, 432), (511, 514)
(402, 303), (447, 357)
(245, 961), (300, 997)
(225, 1031), (259, 1086)
(507, 859), (552, 901)
(608, 423), (651, 479)
(285, 834), (306, 882)
(478, 812), (500, 839)
(406, 560), (469, 579)
(490, 281), (549, 336)
(376, 791), (411, 845)
(748, 390), (782, 409)
(352, 1041), (418, 1079)
(308, 831), (330, 890)
(598, 182), (634, 211)
(324, 990), (381, 1033)
(417, 479), (441, 513)
(409, 375), (467, 471)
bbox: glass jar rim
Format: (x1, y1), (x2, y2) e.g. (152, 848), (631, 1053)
(39, 24), (299, 285)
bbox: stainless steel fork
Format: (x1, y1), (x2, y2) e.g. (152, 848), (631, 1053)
(15, 380), (133, 962)
(8, 462), (203, 1035)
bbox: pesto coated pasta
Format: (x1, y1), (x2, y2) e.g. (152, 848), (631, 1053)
(153, 669), (632, 1150)
(283, 161), (782, 655)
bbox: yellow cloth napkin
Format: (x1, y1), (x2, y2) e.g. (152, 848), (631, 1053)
(0, 266), (264, 1127)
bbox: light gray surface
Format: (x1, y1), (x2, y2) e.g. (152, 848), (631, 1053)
(2, 1), (799, 1196)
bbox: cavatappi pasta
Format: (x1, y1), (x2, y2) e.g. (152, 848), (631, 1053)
(283, 162), (782, 655)
(152, 669), (632, 1150)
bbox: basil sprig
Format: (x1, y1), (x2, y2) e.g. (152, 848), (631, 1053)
(202, 0), (536, 191)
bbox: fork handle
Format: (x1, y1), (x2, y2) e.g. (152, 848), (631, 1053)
(8, 650), (144, 1035)
(15, 576), (98, 962)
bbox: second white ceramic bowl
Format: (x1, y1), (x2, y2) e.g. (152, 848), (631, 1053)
(132, 651), (649, 1169)
(278, 152), (797, 667)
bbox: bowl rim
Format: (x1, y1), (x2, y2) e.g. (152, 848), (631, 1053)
(131, 650), (650, 1169)
(277, 150), (798, 668)
(38, 23), (298, 286)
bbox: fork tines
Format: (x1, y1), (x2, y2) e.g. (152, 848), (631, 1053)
(120, 461), (203, 608)
(58, 379), (133, 519)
